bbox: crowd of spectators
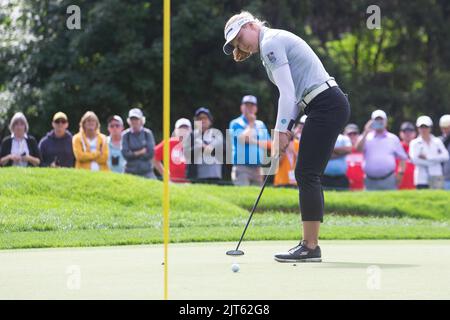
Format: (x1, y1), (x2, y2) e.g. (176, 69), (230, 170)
(1, 96), (449, 191)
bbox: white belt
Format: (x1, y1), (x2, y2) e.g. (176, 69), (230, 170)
(299, 79), (338, 110)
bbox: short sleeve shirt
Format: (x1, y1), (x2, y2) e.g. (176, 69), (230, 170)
(324, 134), (352, 176)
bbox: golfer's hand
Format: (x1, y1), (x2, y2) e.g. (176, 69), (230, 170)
(233, 48), (251, 62)
(271, 131), (293, 158)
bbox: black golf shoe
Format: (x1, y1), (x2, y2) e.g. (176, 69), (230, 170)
(274, 240), (322, 263)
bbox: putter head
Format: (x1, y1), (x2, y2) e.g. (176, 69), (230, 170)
(226, 249), (245, 256)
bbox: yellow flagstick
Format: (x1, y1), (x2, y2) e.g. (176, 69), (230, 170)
(163, 0), (171, 300)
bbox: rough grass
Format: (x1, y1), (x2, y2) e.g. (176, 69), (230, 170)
(0, 168), (448, 249)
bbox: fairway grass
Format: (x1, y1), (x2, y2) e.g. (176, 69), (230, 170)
(0, 168), (449, 249)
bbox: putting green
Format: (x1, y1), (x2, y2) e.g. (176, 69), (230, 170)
(0, 240), (449, 299)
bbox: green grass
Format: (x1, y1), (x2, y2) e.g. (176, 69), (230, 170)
(0, 168), (449, 249)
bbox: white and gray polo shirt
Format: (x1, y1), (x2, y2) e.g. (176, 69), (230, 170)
(259, 26), (332, 102)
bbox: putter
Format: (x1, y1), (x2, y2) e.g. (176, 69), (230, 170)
(226, 115), (301, 256)
(226, 170), (273, 256)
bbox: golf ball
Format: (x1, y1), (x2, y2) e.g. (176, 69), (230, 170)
(231, 263), (240, 273)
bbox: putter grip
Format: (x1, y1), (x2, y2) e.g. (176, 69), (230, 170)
(287, 119), (296, 131)
(287, 112), (303, 131)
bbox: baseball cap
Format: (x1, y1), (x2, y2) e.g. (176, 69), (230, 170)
(53, 112), (68, 122)
(175, 118), (192, 129)
(439, 114), (450, 128)
(194, 107), (213, 120)
(344, 123), (359, 134)
(400, 121), (415, 131)
(223, 16), (255, 55)
(371, 109), (387, 120)
(416, 115), (433, 127)
(128, 108), (144, 119)
(107, 115), (124, 126)
(241, 95), (258, 105)
(300, 115), (308, 124)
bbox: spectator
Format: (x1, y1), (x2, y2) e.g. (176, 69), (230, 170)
(0, 112), (41, 167)
(344, 123), (364, 191)
(107, 115), (126, 173)
(273, 133), (299, 187)
(409, 116), (449, 189)
(122, 108), (156, 179)
(356, 109), (408, 190)
(229, 95), (271, 186)
(39, 112), (75, 168)
(72, 111), (109, 171)
(154, 118), (191, 183)
(322, 133), (352, 190)
(397, 121), (416, 189)
(184, 108), (223, 184)
(439, 114), (450, 190)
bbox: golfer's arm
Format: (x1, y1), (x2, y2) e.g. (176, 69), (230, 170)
(271, 64), (299, 133)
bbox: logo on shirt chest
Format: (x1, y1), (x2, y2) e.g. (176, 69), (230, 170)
(266, 51), (277, 63)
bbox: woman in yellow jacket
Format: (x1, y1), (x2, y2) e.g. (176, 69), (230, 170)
(73, 111), (109, 171)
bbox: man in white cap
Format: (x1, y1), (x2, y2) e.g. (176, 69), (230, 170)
(121, 108), (156, 178)
(409, 115), (449, 189)
(439, 115), (450, 190)
(356, 109), (408, 190)
(229, 95), (270, 186)
(154, 118), (191, 183)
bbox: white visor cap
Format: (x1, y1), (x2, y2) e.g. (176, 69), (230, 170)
(223, 17), (255, 55)
(416, 115), (433, 127)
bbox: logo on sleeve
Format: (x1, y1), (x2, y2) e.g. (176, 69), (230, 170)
(267, 51), (277, 63)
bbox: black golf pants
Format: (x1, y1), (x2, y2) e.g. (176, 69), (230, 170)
(295, 86), (351, 222)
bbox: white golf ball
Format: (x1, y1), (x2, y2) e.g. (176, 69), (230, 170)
(231, 263), (240, 273)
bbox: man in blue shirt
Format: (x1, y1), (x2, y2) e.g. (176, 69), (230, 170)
(229, 95), (271, 186)
(321, 133), (352, 190)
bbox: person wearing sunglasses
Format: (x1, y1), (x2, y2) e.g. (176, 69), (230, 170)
(106, 115), (126, 173)
(38, 112), (75, 168)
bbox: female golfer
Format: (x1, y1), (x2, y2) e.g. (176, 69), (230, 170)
(223, 12), (350, 262)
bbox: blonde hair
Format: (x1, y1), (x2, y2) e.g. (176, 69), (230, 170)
(224, 11), (267, 62)
(224, 11), (265, 31)
(79, 111), (100, 133)
(9, 112), (29, 133)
